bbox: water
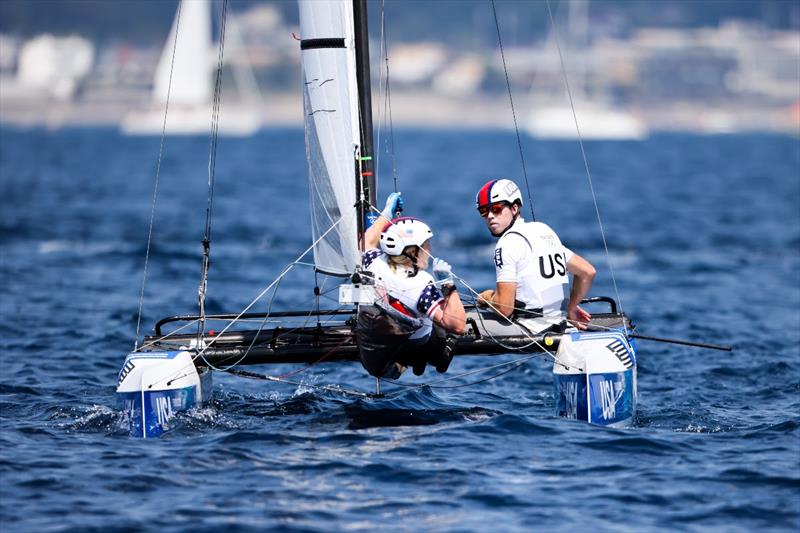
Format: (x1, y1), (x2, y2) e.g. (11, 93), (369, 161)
(1, 127), (798, 531)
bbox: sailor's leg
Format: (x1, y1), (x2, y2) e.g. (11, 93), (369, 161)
(416, 325), (458, 374)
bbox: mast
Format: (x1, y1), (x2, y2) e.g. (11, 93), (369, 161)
(352, 0), (376, 239)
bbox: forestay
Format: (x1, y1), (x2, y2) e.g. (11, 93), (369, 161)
(299, 0), (363, 275)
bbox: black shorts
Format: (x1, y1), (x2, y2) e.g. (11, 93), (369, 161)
(355, 305), (446, 378)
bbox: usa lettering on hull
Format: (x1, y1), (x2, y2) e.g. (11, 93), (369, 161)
(587, 370), (635, 426)
(598, 378), (625, 421)
(154, 395), (175, 426)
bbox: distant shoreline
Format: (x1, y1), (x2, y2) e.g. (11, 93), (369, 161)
(1, 89), (797, 135)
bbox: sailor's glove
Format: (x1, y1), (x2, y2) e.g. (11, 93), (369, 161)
(432, 257), (455, 290)
(380, 192), (404, 219)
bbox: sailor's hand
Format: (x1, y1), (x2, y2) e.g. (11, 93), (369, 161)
(381, 192), (404, 219)
(477, 289), (494, 308)
(568, 305), (591, 330)
(432, 257), (455, 289)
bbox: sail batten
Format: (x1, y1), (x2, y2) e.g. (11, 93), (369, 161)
(299, 0), (363, 276)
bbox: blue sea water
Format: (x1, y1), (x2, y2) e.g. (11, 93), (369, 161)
(0, 127), (798, 531)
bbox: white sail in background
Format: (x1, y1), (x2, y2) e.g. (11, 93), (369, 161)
(121, 0), (261, 136)
(298, 0), (362, 275)
(153, 0), (212, 106)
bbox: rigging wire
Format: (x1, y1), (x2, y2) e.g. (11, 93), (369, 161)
(490, 0), (535, 221)
(133, 0), (183, 350)
(544, 0), (627, 335)
(377, 0), (399, 193)
(197, 0), (230, 346)
(146, 213), (350, 389)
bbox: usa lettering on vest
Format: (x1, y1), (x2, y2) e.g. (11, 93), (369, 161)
(498, 220), (572, 316)
(539, 252), (567, 279)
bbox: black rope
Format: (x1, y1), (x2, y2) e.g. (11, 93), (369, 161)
(380, 0), (399, 193)
(197, 0), (229, 342)
(490, 0), (535, 221)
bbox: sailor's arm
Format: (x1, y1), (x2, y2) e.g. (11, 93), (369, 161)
(363, 192), (404, 250)
(477, 282), (517, 318)
(431, 287), (467, 334)
(363, 215), (389, 250)
(566, 253), (596, 329)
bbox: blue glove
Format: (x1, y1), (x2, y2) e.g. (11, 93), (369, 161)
(432, 257), (454, 288)
(381, 192), (404, 219)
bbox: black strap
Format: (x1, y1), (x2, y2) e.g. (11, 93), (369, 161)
(301, 38), (346, 50)
(512, 301), (543, 319)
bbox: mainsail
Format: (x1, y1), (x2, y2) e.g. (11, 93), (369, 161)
(299, 0), (369, 275)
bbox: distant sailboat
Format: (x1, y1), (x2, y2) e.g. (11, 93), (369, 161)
(121, 0), (262, 136)
(527, 105), (647, 140)
(526, 0), (647, 141)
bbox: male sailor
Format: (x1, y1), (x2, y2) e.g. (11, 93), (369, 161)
(355, 193), (466, 379)
(475, 179), (596, 330)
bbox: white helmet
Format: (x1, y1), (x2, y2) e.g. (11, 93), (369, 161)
(379, 217), (433, 256)
(475, 178), (522, 211)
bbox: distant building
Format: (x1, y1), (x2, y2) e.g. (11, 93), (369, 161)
(15, 34), (94, 100)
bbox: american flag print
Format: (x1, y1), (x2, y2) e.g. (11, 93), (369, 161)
(417, 283), (444, 316)
(362, 249), (382, 268)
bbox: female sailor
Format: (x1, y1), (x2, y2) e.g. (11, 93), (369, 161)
(356, 193), (466, 379)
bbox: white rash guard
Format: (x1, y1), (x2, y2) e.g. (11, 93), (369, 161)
(493, 218), (574, 317)
(362, 249), (444, 340)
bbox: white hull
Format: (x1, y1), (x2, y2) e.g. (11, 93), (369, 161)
(527, 105), (648, 140)
(117, 350), (212, 438)
(121, 105), (261, 137)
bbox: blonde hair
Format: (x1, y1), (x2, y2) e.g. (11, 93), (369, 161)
(387, 246), (419, 272)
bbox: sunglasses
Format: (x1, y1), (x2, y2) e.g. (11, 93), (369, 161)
(477, 202), (510, 217)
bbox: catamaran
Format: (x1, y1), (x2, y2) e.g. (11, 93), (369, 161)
(117, 0), (639, 438)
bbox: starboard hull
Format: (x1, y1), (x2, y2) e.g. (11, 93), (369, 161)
(116, 350), (212, 438)
(553, 331), (637, 427)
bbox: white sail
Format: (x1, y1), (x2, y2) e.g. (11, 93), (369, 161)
(121, 0), (261, 136)
(153, 0), (212, 106)
(298, 0), (362, 275)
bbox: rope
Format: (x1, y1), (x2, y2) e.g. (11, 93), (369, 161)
(145, 211), (350, 389)
(197, 0), (230, 345)
(544, 0), (627, 335)
(133, 0), (183, 349)
(377, 0), (399, 193)
(490, 0), (535, 221)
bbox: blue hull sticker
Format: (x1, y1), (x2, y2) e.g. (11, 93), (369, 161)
(587, 370), (635, 426)
(118, 386), (198, 438)
(554, 368), (635, 427)
(554, 374), (588, 422)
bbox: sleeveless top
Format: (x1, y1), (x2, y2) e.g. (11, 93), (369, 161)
(362, 249), (444, 340)
(493, 218), (574, 317)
